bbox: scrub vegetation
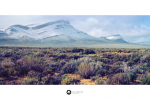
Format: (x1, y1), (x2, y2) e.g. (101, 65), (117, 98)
(0, 46), (150, 85)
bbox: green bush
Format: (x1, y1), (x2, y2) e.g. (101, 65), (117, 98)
(96, 69), (107, 76)
(95, 79), (106, 85)
(141, 73), (150, 85)
(140, 64), (150, 72)
(62, 60), (78, 74)
(17, 56), (45, 75)
(90, 75), (100, 81)
(27, 70), (41, 78)
(78, 62), (100, 78)
(141, 77), (150, 84)
(125, 72), (137, 82)
(18, 77), (39, 85)
(106, 78), (111, 84)
(61, 76), (74, 85)
(110, 73), (136, 85)
(132, 66), (143, 74)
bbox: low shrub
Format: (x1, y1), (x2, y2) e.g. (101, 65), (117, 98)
(90, 75), (100, 81)
(96, 69), (107, 76)
(78, 62), (101, 78)
(141, 77), (150, 85)
(59, 60), (66, 66)
(95, 79), (106, 85)
(72, 48), (84, 53)
(62, 63), (78, 74)
(27, 70), (41, 78)
(0, 68), (9, 77)
(140, 64), (150, 72)
(137, 74), (147, 81)
(1, 58), (15, 68)
(62, 60), (79, 74)
(106, 78), (111, 84)
(132, 66), (143, 74)
(44, 76), (61, 85)
(16, 56), (45, 75)
(48, 62), (61, 72)
(4, 52), (12, 57)
(18, 77), (39, 85)
(110, 72), (136, 85)
(35, 53), (45, 57)
(141, 73), (150, 85)
(61, 76), (74, 85)
(83, 49), (96, 54)
(57, 54), (67, 60)
(42, 49), (51, 54)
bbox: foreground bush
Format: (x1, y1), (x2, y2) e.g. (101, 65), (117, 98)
(90, 75), (100, 81)
(61, 74), (80, 85)
(27, 70), (41, 78)
(96, 69), (107, 76)
(0, 67), (9, 77)
(1, 58), (15, 68)
(141, 73), (150, 85)
(110, 73), (137, 85)
(78, 62), (101, 78)
(44, 76), (61, 85)
(95, 79), (106, 85)
(62, 59), (79, 74)
(16, 56), (45, 76)
(0, 58), (16, 76)
(18, 77), (39, 85)
(137, 73), (147, 81)
(61, 76), (74, 85)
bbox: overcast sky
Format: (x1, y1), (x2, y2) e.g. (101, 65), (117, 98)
(0, 15), (150, 43)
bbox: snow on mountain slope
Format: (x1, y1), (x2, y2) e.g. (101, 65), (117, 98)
(98, 34), (128, 43)
(3, 20), (99, 42)
(106, 34), (127, 43)
(0, 20), (129, 45)
(106, 34), (122, 40)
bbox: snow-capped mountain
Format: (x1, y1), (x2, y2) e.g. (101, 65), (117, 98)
(0, 20), (129, 46)
(99, 34), (128, 43)
(3, 20), (101, 42)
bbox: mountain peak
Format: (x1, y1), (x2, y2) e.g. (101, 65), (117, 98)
(54, 20), (70, 24)
(106, 34), (122, 40)
(32, 20), (70, 30)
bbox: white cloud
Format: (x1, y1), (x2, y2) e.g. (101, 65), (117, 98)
(86, 17), (99, 25)
(88, 28), (111, 37)
(71, 16), (150, 43)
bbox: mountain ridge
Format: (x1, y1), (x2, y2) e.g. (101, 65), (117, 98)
(0, 20), (129, 46)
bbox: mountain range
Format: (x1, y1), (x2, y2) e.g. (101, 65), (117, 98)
(0, 20), (129, 47)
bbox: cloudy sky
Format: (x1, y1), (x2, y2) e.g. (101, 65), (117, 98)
(0, 15), (150, 43)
